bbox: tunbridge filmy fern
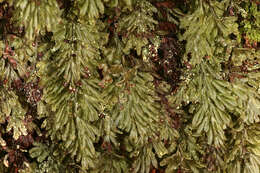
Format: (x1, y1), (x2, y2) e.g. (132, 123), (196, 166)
(0, 0), (259, 172)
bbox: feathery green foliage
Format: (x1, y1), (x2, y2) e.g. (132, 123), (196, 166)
(0, 0), (259, 172)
